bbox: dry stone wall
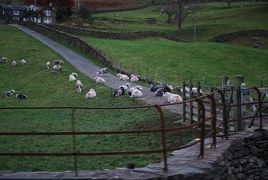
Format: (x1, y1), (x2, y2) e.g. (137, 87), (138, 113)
(211, 30), (268, 43)
(47, 24), (186, 42)
(201, 130), (268, 180)
(22, 22), (155, 83)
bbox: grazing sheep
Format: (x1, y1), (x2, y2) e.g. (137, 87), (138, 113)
(155, 86), (173, 97)
(53, 59), (64, 66)
(16, 93), (27, 100)
(69, 74), (76, 82)
(85, 89), (96, 99)
(150, 83), (163, 92)
(46, 62), (51, 69)
(96, 67), (109, 76)
(95, 76), (106, 84)
(70, 72), (78, 77)
(3, 90), (15, 97)
(0, 57), (8, 63)
(113, 87), (125, 97)
(11, 61), (17, 67)
(130, 89), (143, 98)
(21, 59), (27, 65)
(52, 64), (62, 74)
(151, 83), (173, 96)
(117, 73), (129, 81)
(119, 83), (131, 91)
(163, 92), (182, 104)
(130, 74), (139, 82)
(76, 80), (83, 93)
(128, 86), (143, 96)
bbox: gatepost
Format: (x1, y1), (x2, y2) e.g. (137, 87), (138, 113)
(233, 75), (245, 131)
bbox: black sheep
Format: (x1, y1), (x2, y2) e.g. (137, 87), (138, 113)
(112, 87), (125, 97)
(16, 94), (27, 100)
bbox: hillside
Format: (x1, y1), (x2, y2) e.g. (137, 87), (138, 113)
(77, 0), (149, 11)
(79, 36), (268, 86)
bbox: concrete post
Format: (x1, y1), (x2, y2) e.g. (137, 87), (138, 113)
(233, 75), (244, 131)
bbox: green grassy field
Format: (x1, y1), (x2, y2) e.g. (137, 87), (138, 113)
(92, 2), (268, 41)
(0, 24), (197, 171)
(80, 36), (268, 86)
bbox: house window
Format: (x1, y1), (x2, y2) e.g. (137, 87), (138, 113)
(13, 10), (20, 15)
(45, 10), (51, 17)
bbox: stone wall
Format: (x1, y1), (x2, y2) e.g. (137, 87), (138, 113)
(211, 30), (268, 43)
(22, 22), (155, 84)
(205, 130), (268, 180)
(91, 3), (151, 14)
(47, 24), (187, 42)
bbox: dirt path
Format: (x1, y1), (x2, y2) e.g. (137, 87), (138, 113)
(12, 24), (183, 114)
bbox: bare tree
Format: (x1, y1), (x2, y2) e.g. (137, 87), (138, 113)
(161, 0), (205, 34)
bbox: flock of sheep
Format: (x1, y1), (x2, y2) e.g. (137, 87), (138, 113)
(1, 56), (193, 104)
(45, 59), (184, 103)
(1, 56), (28, 100)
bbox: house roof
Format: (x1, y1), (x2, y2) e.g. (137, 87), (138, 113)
(0, 3), (27, 10)
(27, 4), (56, 12)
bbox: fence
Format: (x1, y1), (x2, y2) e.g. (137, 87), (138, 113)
(0, 89), (267, 175)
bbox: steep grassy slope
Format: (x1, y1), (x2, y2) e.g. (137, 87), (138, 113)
(93, 2), (268, 41)
(0, 24), (192, 171)
(80, 36), (268, 86)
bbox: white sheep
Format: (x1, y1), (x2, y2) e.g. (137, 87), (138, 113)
(11, 61), (17, 66)
(128, 86), (143, 96)
(163, 92), (183, 103)
(69, 74), (76, 82)
(52, 64), (62, 74)
(130, 74), (139, 82)
(76, 80), (83, 93)
(0, 57), (8, 63)
(53, 59), (64, 66)
(71, 72), (78, 77)
(119, 83), (130, 91)
(96, 67), (109, 76)
(95, 76), (106, 84)
(117, 73), (129, 81)
(21, 59), (27, 65)
(46, 62), (51, 69)
(85, 89), (96, 99)
(130, 89), (143, 98)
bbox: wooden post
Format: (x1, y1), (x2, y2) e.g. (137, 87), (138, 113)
(233, 75), (244, 131)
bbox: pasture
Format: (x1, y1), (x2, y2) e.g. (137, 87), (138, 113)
(0, 24), (195, 171)
(93, 2), (268, 41)
(79, 36), (268, 86)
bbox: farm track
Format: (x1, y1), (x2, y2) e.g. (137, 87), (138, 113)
(11, 24), (184, 115)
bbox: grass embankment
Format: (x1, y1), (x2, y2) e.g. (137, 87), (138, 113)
(0, 24), (196, 171)
(80, 36), (268, 86)
(92, 2), (268, 41)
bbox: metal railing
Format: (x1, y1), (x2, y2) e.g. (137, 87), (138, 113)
(0, 89), (266, 175)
